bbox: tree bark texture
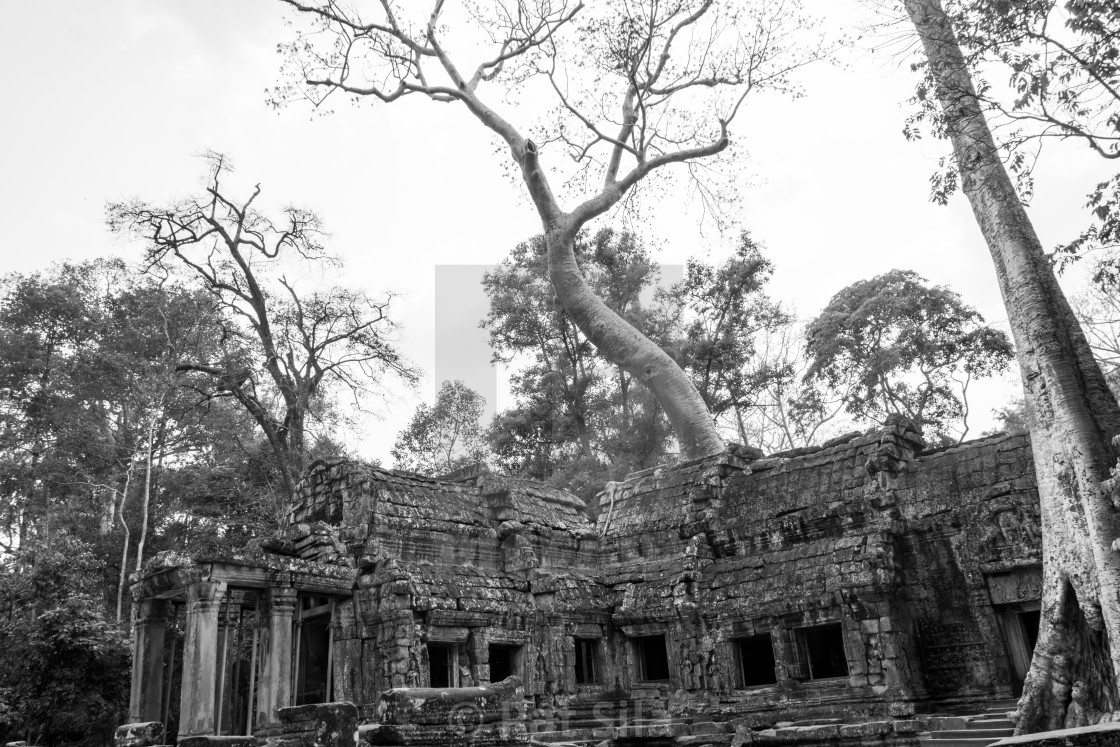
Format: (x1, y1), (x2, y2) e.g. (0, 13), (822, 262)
(904, 0), (1120, 730)
(545, 220), (726, 460)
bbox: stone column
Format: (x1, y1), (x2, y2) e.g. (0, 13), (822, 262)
(256, 588), (298, 728)
(178, 581), (226, 738)
(128, 598), (169, 723)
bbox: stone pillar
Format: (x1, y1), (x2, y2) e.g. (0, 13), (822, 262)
(129, 598), (169, 723)
(256, 587), (298, 728)
(178, 581), (226, 738)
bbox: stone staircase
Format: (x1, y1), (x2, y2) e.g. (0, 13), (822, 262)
(919, 699), (1018, 747)
(527, 699), (715, 746)
(530, 717), (699, 745)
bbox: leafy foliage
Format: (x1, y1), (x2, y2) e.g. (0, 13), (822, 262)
(903, 0), (1120, 258)
(481, 229), (674, 492)
(481, 227), (798, 495)
(0, 537), (129, 747)
(659, 232), (792, 428)
(985, 396), (1030, 436)
(391, 380), (487, 477)
(805, 269), (1015, 443)
(0, 254), (329, 674)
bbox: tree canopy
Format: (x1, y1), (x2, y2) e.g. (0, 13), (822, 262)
(660, 232), (791, 433)
(903, 0), (1120, 262)
(805, 269), (1015, 444)
(108, 156), (419, 500)
(391, 380), (487, 477)
(482, 229), (673, 495)
(273, 0), (825, 459)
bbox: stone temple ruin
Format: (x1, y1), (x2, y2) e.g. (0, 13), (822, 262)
(118, 418), (1049, 747)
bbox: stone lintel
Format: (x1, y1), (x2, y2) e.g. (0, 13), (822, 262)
(427, 609), (494, 628)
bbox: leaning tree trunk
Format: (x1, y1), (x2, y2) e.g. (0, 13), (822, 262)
(904, 0), (1120, 731)
(545, 219), (725, 459)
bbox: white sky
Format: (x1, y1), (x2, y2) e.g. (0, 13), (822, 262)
(1, 1), (1113, 462)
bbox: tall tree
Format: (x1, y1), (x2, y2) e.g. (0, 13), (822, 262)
(903, 0), (1120, 729)
(108, 156), (418, 500)
(391, 380), (487, 477)
(483, 229), (671, 481)
(804, 269), (1014, 444)
(273, 0), (823, 459)
(0, 258), (323, 629)
(659, 232), (791, 441)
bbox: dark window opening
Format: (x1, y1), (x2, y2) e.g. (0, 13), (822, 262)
(295, 614), (331, 705)
(634, 635), (670, 682)
(428, 643), (458, 688)
(489, 644), (521, 683)
(574, 638), (599, 685)
(799, 624), (849, 680)
(736, 635), (777, 687)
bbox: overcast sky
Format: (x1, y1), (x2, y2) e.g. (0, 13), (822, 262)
(1, 1), (1112, 462)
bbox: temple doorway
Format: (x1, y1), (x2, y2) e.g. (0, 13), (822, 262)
(995, 602), (1041, 696)
(295, 595), (334, 705)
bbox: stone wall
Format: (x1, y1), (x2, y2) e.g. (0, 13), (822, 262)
(272, 421), (1042, 727)
(590, 420), (1039, 722)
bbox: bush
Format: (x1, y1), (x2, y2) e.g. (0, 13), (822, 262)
(0, 594), (130, 747)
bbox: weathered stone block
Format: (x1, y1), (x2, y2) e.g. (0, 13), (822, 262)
(178, 737), (257, 747)
(891, 719), (921, 733)
(376, 677), (523, 727)
(361, 721), (527, 747)
(114, 722), (163, 747)
(839, 720), (893, 738)
(276, 702), (359, 747)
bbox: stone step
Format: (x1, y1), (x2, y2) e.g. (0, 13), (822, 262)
(531, 730), (599, 744)
(982, 701), (1019, 715)
(531, 719), (618, 728)
(927, 729), (1015, 740)
(966, 718), (1014, 730)
(919, 737), (1007, 747)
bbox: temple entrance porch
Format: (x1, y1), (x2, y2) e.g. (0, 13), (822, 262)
(126, 553), (354, 743)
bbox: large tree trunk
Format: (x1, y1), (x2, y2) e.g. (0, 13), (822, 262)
(509, 138), (725, 461)
(545, 220), (725, 459)
(904, 0), (1120, 731)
